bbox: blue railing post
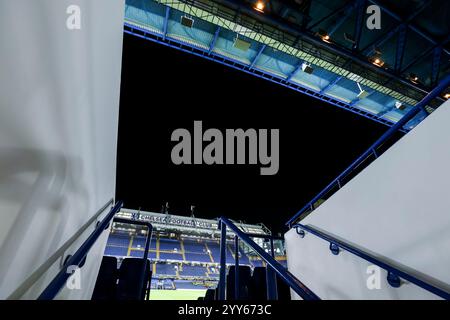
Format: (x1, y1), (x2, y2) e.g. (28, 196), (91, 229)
(234, 235), (240, 300)
(219, 217), (320, 300)
(218, 221), (227, 300)
(266, 236), (278, 300)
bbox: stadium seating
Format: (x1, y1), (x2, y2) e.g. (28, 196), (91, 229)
(160, 238), (181, 251)
(156, 262), (178, 276)
(117, 258), (152, 300)
(174, 280), (208, 290)
(226, 265), (252, 300)
(159, 252), (183, 261)
(105, 246), (128, 257)
(92, 256), (119, 300)
(102, 232), (288, 300)
(179, 264), (207, 277)
(185, 252), (211, 262)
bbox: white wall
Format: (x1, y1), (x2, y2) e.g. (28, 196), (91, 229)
(285, 100), (450, 300)
(0, 0), (125, 299)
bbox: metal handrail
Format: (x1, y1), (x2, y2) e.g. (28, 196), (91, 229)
(38, 201), (124, 300)
(218, 216), (320, 300)
(293, 223), (450, 300)
(286, 74), (450, 227)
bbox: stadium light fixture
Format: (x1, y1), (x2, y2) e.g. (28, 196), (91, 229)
(370, 56), (385, 67)
(301, 62), (314, 74)
(356, 82), (370, 99)
(254, 1), (265, 13)
(395, 101), (405, 110)
(409, 73), (419, 84)
(316, 29), (331, 43)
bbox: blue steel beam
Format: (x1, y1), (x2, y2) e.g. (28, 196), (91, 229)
(249, 44), (266, 70)
(368, 0), (450, 56)
(163, 6), (170, 41)
(431, 47), (442, 86)
(394, 25), (407, 72)
(124, 23), (405, 130)
(209, 26), (220, 54)
(286, 73), (450, 227)
(353, 0), (366, 50)
(320, 75), (343, 94)
(199, 0), (443, 100)
(307, 1), (356, 31)
(286, 61), (303, 82)
(362, 26), (400, 55)
(328, 3), (355, 36)
(376, 105), (395, 118)
(362, 0), (432, 56)
(400, 35), (450, 75)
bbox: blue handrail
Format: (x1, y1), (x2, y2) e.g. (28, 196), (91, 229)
(286, 74), (450, 227)
(38, 201), (124, 300)
(293, 223), (450, 300)
(218, 216), (320, 300)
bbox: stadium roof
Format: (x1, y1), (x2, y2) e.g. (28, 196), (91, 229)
(124, 0), (450, 131)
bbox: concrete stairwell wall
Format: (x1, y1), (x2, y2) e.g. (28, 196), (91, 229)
(0, 0), (125, 299)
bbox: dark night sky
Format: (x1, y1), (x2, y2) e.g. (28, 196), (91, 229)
(116, 33), (391, 233)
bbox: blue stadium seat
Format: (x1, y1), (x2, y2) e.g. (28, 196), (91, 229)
(185, 252), (211, 263)
(155, 262), (177, 276)
(179, 265), (207, 277)
(159, 238), (181, 251)
(159, 252), (184, 261)
(105, 246), (128, 257)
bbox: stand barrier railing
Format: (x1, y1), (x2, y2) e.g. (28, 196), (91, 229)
(218, 216), (320, 300)
(38, 201), (153, 300)
(293, 223), (450, 300)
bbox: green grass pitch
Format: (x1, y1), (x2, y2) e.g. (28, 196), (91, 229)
(149, 289), (207, 300)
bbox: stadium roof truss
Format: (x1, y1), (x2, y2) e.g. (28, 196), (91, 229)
(124, 0), (450, 131)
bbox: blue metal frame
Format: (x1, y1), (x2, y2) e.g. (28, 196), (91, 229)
(209, 26), (220, 54)
(293, 223), (450, 300)
(234, 235), (240, 299)
(163, 6), (170, 41)
(218, 221), (227, 300)
(286, 74), (450, 227)
(38, 201), (124, 299)
(431, 47), (442, 86)
(353, 0), (365, 50)
(394, 25), (407, 72)
(124, 23), (403, 130)
(368, 0), (450, 56)
(218, 216), (320, 300)
(250, 44), (266, 70)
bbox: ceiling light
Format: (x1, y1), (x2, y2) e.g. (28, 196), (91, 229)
(409, 74), (419, 84)
(317, 29), (331, 43)
(395, 101), (405, 110)
(254, 1), (265, 13)
(370, 56), (385, 67)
